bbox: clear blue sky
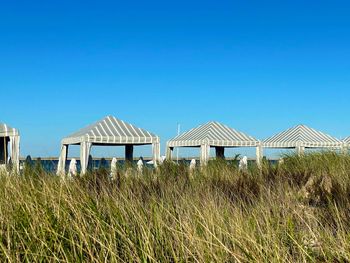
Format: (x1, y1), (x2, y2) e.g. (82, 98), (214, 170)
(1, 0), (350, 158)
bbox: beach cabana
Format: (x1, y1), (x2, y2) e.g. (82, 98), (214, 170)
(0, 122), (20, 171)
(57, 115), (160, 174)
(166, 121), (261, 165)
(262, 124), (342, 155)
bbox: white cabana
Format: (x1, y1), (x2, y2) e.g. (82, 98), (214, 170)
(57, 115), (161, 175)
(166, 121), (261, 165)
(262, 124), (343, 155)
(0, 122), (20, 171)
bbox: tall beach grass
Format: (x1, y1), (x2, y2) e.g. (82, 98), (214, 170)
(0, 152), (350, 262)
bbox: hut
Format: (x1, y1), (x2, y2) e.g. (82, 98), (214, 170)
(57, 115), (160, 174)
(166, 121), (261, 165)
(0, 122), (20, 171)
(262, 124), (342, 155)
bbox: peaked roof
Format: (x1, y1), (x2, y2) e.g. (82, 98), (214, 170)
(167, 121), (259, 147)
(263, 124), (342, 148)
(343, 136), (350, 145)
(62, 115), (159, 145)
(0, 122), (19, 137)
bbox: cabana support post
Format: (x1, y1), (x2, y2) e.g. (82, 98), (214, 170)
(200, 143), (210, 165)
(125, 145), (133, 162)
(165, 145), (174, 160)
(80, 142), (92, 174)
(4, 137), (6, 165)
(57, 144), (69, 174)
(256, 143), (263, 167)
(152, 142), (161, 166)
(342, 137), (350, 155)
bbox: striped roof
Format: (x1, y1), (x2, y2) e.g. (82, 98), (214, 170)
(167, 121), (259, 147)
(62, 115), (159, 145)
(343, 136), (350, 145)
(263, 124), (342, 148)
(0, 122), (19, 137)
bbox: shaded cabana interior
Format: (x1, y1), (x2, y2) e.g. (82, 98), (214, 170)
(262, 124), (343, 156)
(57, 116), (160, 174)
(0, 122), (20, 171)
(166, 121), (261, 165)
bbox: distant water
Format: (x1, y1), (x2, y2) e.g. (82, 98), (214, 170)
(21, 159), (154, 173)
(20, 158), (276, 173)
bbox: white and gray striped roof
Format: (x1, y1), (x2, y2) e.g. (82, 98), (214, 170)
(62, 115), (160, 145)
(0, 122), (19, 137)
(343, 136), (350, 145)
(167, 121), (259, 147)
(263, 124), (342, 148)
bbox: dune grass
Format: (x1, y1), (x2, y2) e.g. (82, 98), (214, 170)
(0, 152), (350, 262)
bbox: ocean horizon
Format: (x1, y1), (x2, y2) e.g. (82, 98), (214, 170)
(19, 157), (278, 173)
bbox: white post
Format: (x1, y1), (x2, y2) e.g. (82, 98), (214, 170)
(57, 144), (68, 175)
(200, 143), (210, 166)
(341, 145), (348, 155)
(256, 143), (263, 167)
(176, 123), (180, 163)
(296, 143), (305, 156)
(152, 142), (161, 167)
(166, 145), (174, 160)
(9, 135), (20, 172)
(80, 142), (92, 175)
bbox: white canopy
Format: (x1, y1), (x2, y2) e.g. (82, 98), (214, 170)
(262, 124), (343, 155)
(0, 122), (20, 171)
(57, 115), (160, 174)
(166, 121), (261, 165)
